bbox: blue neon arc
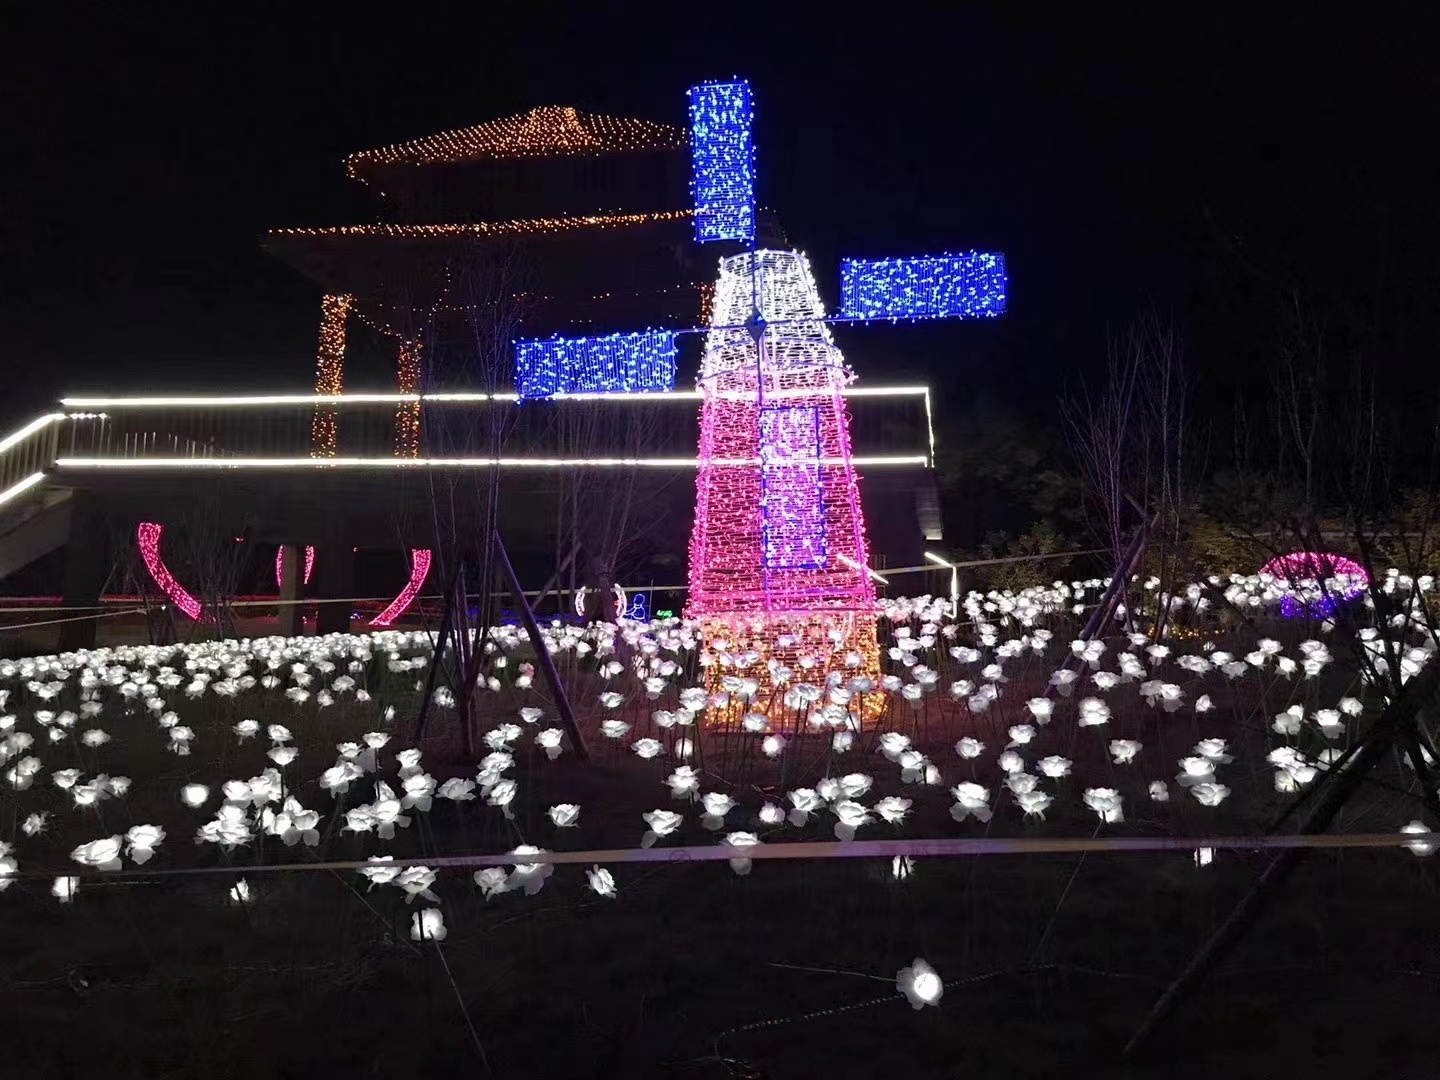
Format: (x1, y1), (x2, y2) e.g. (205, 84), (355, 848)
(839, 253), (1008, 321)
(688, 81), (756, 244)
(513, 330), (678, 399)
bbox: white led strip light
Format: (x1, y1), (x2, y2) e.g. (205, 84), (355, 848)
(58, 386), (931, 408)
(55, 455), (929, 470)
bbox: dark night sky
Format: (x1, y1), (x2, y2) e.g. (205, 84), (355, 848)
(3, 4), (1437, 429)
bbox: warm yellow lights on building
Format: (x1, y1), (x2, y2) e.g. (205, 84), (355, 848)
(310, 294), (352, 457)
(269, 209), (694, 241)
(394, 338), (423, 458)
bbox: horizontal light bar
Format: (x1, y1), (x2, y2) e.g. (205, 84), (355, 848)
(58, 386), (931, 409)
(0, 413), (64, 455)
(0, 472), (46, 508)
(836, 552), (890, 584)
(56, 455), (930, 470)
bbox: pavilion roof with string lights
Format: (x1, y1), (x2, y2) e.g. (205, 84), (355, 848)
(346, 105), (688, 181)
(261, 102), (770, 342)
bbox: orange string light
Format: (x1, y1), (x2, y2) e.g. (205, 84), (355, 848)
(311, 294), (352, 457)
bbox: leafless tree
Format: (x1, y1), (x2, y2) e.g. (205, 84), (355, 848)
(1062, 309), (1188, 633)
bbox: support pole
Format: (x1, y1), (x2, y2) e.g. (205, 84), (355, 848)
(314, 541), (355, 635)
(413, 558), (461, 746)
(494, 531), (590, 764)
(276, 544), (302, 638)
(58, 498), (111, 652)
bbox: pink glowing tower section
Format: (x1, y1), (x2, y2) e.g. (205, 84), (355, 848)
(686, 250), (881, 723)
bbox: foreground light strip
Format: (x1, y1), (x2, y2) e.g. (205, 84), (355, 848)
(18, 832), (1423, 882)
(837, 552), (890, 584)
(56, 454), (930, 470)
(59, 386), (931, 408)
(0, 472), (46, 508)
(0, 413), (64, 455)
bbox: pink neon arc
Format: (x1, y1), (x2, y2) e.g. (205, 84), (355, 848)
(136, 522), (205, 621)
(369, 549), (432, 627)
(273, 545), (317, 589)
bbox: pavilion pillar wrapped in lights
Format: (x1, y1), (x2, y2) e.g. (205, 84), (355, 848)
(686, 250), (882, 729)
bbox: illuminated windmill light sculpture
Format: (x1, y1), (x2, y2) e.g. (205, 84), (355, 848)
(515, 79), (1008, 728)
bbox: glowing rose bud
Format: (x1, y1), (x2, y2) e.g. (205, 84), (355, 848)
(474, 867), (508, 898)
(124, 824), (165, 865)
(832, 800), (872, 841)
(601, 719), (631, 740)
(548, 803), (580, 828)
(536, 728), (565, 760)
(875, 796), (911, 824)
(180, 783), (210, 808)
(1190, 782), (1230, 807)
(411, 908), (447, 942)
(1109, 739), (1142, 765)
(487, 779), (517, 810)
(21, 811), (48, 836)
(437, 777), (476, 801)
(897, 958), (943, 1010)
(787, 788), (822, 826)
(70, 835), (123, 871)
(840, 773), (873, 798)
(997, 751), (1025, 774)
(1007, 724), (1036, 747)
(723, 831), (760, 875)
(632, 738), (663, 760)
(762, 734), (785, 758)
(1312, 709), (1343, 738)
(1082, 787), (1124, 823)
(267, 745), (298, 766)
(1193, 738), (1232, 763)
(700, 792), (734, 830)
(1026, 698), (1054, 723)
(81, 729), (109, 748)
(1272, 705), (1303, 736)
(758, 802), (785, 825)
(950, 783), (992, 823)
(1400, 820), (1436, 857)
(1149, 780), (1170, 801)
(666, 765), (700, 800)
(1036, 756), (1071, 779)
(955, 737), (984, 760)
(507, 846), (554, 896)
(587, 865), (617, 898)
(640, 808), (683, 848)
(1077, 698), (1111, 727)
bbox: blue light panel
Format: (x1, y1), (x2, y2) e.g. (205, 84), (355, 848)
(687, 80), (755, 244)
(839, 252), (1008, 321)
(513, 330), (678, 399)
(759, 405), (827, 571)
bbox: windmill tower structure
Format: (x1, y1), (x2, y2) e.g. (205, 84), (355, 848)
(687, 249), (882, 724)
(512, 78), (1007, 728)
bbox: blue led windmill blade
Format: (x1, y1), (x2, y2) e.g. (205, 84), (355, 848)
(686, 80), (757, 246)
(837, 252), (1007, 322)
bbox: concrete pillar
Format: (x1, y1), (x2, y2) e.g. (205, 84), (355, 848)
(314, 542), (355, 635)
(276, 544), (302, 638)
(57, 500), (110, 653)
